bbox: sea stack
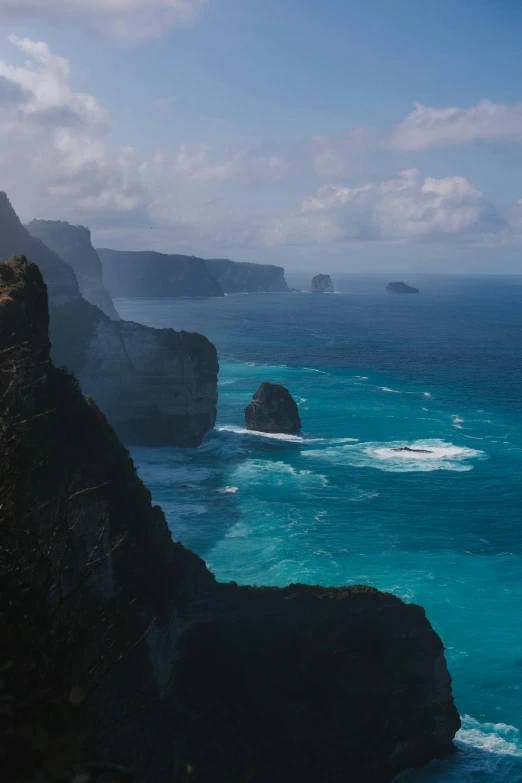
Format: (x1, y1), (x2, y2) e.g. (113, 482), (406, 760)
(311, 274), (334, 293)
(386, 281), (419, 294)
(245, 382), (302, 434)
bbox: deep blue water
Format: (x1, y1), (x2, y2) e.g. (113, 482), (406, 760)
(116, 275), (522, 782)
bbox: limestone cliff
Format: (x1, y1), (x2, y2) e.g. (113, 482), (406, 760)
(97, 248), (225, 298)
(26, 219), (120, 319)
(0, 192), (80, 304)
(206, 258), (290, 293)
(0, 255), (461, 783)
(50, 296), (218, 447)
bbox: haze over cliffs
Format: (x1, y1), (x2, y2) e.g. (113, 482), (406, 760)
(98, 248), (225, 298)
(97, 247), (290, 296)
(27, 219), (120, 319)
(0, 255), (460, 782)
(0, 193), (218, 447)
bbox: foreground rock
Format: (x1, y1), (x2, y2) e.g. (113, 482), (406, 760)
(206, 258), (290, 293)
(386, 281), (419, 294)
(0, 256), (460, 782)
(311, 273), (334, 293)
(97, 248), (224, 298)
(27, 219), (120, 319)
(245, 382), (302, 434)
(2, 194), (218, 447)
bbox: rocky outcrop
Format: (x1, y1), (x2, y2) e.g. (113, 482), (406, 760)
(97, 248), (224, 298)
(311, 273), (334, 293)
(206, 258), (290, 293)
(386, 281), (419, 294)
(0, 192), (80, 304)
(244, 382), (302, 434)
(26, 219), (120, 320)
(50, 297), (218, 447)
(0, 257), (461, 783)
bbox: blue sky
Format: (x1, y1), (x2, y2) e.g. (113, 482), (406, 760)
(1, 0), (522, 272)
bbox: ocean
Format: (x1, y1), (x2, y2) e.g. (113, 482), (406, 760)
(116, 273), (522, 782)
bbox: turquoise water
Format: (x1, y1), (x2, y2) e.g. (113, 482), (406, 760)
(116, 276), (522, 782)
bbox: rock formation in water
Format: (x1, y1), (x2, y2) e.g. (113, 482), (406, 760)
(386, 281), (420, 294)
(0, 192), (80, 304)
(244, 382), (302, 434)
(0, 256), (461, 782)
(97, 248), (225, 298)
(311, 273), (334, 293)
(27, 219), (120, 319)
(393, 447), (433, 454)
(206, 258), (290, 293)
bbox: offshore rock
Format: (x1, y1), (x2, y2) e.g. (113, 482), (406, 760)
(27, 219), (120, 319)
(386, 281), (420, 294)
(0, 256), (461, 782)
(244, 382), (302, 434)
(206, 258), (290, 293)
(97, 248), (225, 298)
(311, 273), (334, 293)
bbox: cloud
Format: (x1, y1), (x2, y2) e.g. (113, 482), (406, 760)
(1, 36), (521, 257)
(263, 169), (505, 246)
(0, 0), (208, 40)
(391, 99), (522, 151)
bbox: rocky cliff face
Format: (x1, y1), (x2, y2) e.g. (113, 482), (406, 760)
(97, 248), (225, 298)
(245, 382), (302, 434)
(26, 219), (120, 319)
(311, 273), (334, 293)
(0, 257), (461, 783)
(0, 192), (80, 305)
(206, 258), (290, 293)
(50, 297), (218, 446)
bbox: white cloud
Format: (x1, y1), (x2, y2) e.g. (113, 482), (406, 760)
(0, 0), (208, 39)
(391, 99), (522, 151)
(263, 169), (505, 246)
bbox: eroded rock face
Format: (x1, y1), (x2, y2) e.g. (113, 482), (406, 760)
(27, 220), (120, 320)
(244, 382), (302, 434)
(0, 257), (461, 783)
(311, 273), (334, 293)
(386, 281), (419, 294)
(97, 248), (224, 298)
(50, 298), (218, 447)
(206, 258), (290, 293)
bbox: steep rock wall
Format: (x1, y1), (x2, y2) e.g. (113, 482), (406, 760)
(206, 258), (290, 293)
(26, 219), (120, 319)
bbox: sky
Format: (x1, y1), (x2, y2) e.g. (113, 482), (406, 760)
(1, 0), (522, 273)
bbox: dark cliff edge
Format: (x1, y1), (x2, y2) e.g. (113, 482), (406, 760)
(27, 219), (120, 320)
(0, 257), (460, 782)
(1, 195), (218, 447)
(206, 258), (290, 293)
(97, 248), (225, 298)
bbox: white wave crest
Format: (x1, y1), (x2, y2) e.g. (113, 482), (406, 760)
(303, 439), (486, 473)
(216, 486), (239, 495)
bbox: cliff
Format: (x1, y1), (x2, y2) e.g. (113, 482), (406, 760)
(386, 281), (420, 294)
(50, 296), (218, 446)
(0, 255), (461, 783)
(26, 219), (120, 319)
(0, 192), (80, 304)
(97, 248), (225, 298)
(206, 258), (290, 293)
(1, 195), (218, 447)
(311, 273), (334, 293)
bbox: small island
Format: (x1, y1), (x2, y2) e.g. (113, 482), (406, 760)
(311, 274), (334, 293)
(386, 281), (419, 294)
(245, 382), (302, 434)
